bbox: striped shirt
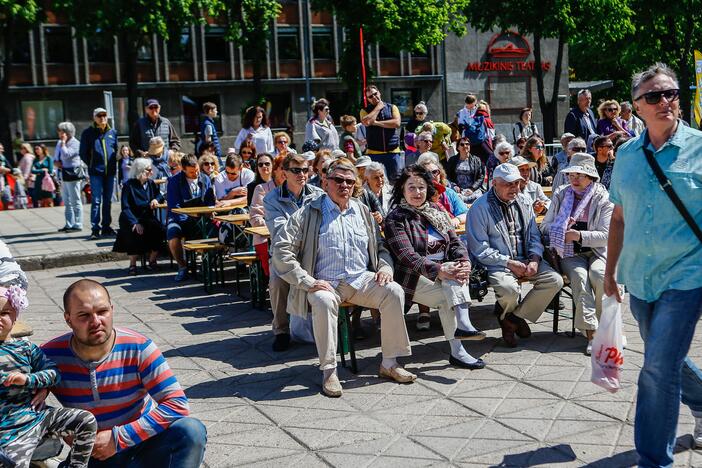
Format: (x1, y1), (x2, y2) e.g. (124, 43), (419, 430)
(41, 328), (189, 452)
(314, 196), (370, 289)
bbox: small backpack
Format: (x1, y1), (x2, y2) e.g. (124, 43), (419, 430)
(462, 114), (487, 145)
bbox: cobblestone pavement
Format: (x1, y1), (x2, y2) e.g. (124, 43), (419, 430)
(19, 260), (702, 467)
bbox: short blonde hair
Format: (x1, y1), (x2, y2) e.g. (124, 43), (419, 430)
(598, 99), (621, 119)
(198, 153), (220, 173)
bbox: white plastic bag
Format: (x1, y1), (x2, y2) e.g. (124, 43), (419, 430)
(591, 294), (624, 393)
(290, 314), (315, 344)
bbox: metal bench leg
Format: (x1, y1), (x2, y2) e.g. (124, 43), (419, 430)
(552, 290), (560, 334)
(338, 306), (349, 370)
(343, 307), (358, 373)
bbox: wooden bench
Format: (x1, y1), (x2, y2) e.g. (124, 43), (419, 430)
(183, 243), (227, 292)
(10, 321), (33, 339)
(228, 252), (267, 308)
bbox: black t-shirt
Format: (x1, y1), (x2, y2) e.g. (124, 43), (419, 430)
(595, 159), (608, 180)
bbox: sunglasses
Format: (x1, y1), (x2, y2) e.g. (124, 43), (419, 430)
(533, 145), (544, 150)
(225, 170), (239, 176)
(498, 151), (511, 155)
(328, 176), (356, 186)
(147, 105), (159, 110)
(96, 114), (107, 118)
(605, 107), (618, 112)
(634, 89), (680, 105)
(431, 169), (441, 176)
(287, 167), (309, 175)
(459, 143), (471, 147)
(597, 144), (614, 149)
(202, 162), (213, 166)
(257, 162), (271, 167)
(416, 112), (426, 115)
(145, 168), (153, 172)
(169, 165), (179, 170)
(276, 140), (288, 145)
(571, 146), (586, 152)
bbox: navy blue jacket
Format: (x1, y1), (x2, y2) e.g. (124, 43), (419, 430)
(80, 124), (119, 177)
(563, 107), (597, 143)
(197, 116), (222, 162)
(119, 178), (164, 228)
(166, 172), (216, 223)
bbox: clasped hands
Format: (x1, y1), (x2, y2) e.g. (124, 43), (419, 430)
(437, 260), (472, 284)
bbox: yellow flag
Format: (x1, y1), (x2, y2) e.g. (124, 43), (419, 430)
(695, 50), (702, 127)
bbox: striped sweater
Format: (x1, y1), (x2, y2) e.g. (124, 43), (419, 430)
(41, 327), (189, 452)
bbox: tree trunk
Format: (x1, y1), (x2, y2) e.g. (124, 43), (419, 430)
(533, 31), (564, 143)
(0, 17), (15, 163)
(678, 14), (695, 124)
(120, 33), (140, 131)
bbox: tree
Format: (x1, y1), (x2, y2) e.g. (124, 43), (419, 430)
(53, 0), (212, 130)
(311, 0), (470, 114)
(0, 1), (43, 159)
(465, 0), (634, 142)
(213, 0), (281, 102)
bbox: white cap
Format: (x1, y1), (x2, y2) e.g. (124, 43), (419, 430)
(301, 151), (316, 161)
(493, 163), (523, 183)
(93, 107), (108, 117)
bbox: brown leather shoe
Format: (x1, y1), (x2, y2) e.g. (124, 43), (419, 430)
(508, 314), (532, 338)
(498, 315), (518, 348)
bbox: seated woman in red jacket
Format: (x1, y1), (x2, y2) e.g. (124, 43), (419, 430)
(383, 164), (486, 369)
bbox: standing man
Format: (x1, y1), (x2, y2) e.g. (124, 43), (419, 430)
(564, 89), (597, 148)
(619, 101), (646, 137)
(80, 108), (119, 240)
(42, 279), (207, 466)
(272, 158), (414, 397)
(360, 85), (403, 184)
(605, 63), (702, 468)
(197, 102), (222, 165)
(129, 99), (181, 161)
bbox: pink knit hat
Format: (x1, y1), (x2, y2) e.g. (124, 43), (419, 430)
(0, 285), (28, 316)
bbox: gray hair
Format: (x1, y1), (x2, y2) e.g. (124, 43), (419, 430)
(567, 137), (586, 152)
(414, 101), (428, 114)
(560, 132), (575, 143)
(364, 162), (387, 182)
(128, 157), (153, 180)
(631, 63), (679, 100)
(494, 141), (514, 159)
(416, 152), (439, 166)
(57, 122), (75, 138)
(619, 101), (632, 111)
(577, 89), (591, 98)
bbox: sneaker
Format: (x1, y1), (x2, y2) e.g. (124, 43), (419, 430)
(174, 267), (188, 282)
(89, 231), (100, 240)
(585, 340), (593, 356)
(693, 415), (702, 448)
(416, 313), (431, 331)
(58, 226), (71, 232)
(68, 226), (82, 232)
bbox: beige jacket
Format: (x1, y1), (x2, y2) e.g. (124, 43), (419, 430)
(271, 195), (394, 318)
(540, 182), (613, 262)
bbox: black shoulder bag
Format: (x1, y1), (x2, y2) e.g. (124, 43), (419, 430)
(642, 134), (702, 244)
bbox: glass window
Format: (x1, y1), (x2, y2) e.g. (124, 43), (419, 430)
(20, 100), (64, 141)
(12, 33), (31, 64)
(265, 93), (292, 130)
(87, 36), (115, 63)
(205, 27), (227, 62)
(137, 36), (153, 62)
(277, 28), (300, 60)
(378, 45), (398, 59)
(182, 95), (221, 134)
(44, 27), (73, 64)
(312, 29), (333, 60)
(391, 88), (422, 121)
(325, 91), (350, 126)
(168, 30), (192, 62)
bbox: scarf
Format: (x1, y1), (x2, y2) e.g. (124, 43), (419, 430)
(550, 183), (596, 258)
(399, 200), (453, 236)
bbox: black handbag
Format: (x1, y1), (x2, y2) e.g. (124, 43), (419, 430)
(468, 263), (489, 302)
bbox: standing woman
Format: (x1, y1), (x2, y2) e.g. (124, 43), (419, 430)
(384, 165), (486, 369)
(17, 144), (35, 204)
(246, 153), (274, 206)
(118, 145), (135, 186)
(512, 107), (539, 143)
(234, 106), (274, 155)
(305, 98), (339, 151)
(520, 136), (552, 186)
(113, 158), (165, 275)
(55, 122), (83, 232)
(31, 144), (54, 207)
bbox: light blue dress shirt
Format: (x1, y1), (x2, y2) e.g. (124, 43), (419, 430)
(314, 195), (371, 289)
(609, 123), (702, 301)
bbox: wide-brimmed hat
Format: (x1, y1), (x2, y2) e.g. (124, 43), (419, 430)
(147, 136), (164, 156)
(508, 155), (536, 169)
(561, 153), (600, 181)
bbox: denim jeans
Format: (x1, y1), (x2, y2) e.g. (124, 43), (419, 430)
(84, 417), (207, 468)
(62, 181), (83, 229)
(368, 152), (404, 184)
(89, 175), (114, 232)
(630, 287), (702, 467)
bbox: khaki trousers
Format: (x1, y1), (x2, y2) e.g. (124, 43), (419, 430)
(413, 274), (471, 340)
(307, 272), (411, 370)
(269, 269), (290, 335)
(488, 262), (564, 323)
(560, 251), (605, 331)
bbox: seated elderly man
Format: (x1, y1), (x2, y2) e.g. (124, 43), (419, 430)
(272, 158), (414, 397)
(264, 153), (324, 352)
(510, 155), (550, 215)
(166, 153), (216, 281)
(466, 163), (563, 347)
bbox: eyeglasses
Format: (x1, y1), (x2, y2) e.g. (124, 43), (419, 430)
(634, 89), (680, 105)
(276, 140), (288, 145)
(568, 173), (588, 179)
(366, 91), (379, 99)
(287, 167), (310, 175)
(328, 176), (356, 186)
(258, 162), (271, 167)
(225, 170), (240, 176)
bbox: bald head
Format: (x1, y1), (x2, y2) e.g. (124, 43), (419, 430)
(63, 279), (110, 313)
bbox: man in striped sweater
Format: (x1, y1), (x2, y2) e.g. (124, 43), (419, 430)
(41, 279), (207, 467)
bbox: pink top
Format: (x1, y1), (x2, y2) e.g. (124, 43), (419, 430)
(249, 179), (276, 245)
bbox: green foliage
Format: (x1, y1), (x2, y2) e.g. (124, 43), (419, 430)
(0, 0), (42, 24)
(214, 0), (281, 45)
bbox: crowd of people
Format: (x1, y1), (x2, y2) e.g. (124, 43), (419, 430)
(0, 62), (700, 468)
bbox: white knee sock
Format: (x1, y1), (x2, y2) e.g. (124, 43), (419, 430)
(381, 357), (398, 369)
(449, 339), (478, 364)
(455, 303), (476, 331)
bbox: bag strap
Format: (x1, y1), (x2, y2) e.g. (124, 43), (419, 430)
(642, 132), (702, 244)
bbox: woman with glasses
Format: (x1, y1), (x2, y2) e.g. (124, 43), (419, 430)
(198, 153), (219, 182)
(113, 157), (165, 276)
(405, 102), (428, 135)
(384, 164), (486, 369)
(596, 100), (634, 142)
(512, 107), (540, 143)
(238, 141), (256, 170)
(540, 153), (612, 355)
(487, 141), (514, 187)
(273, 132), (294, 157)
(305, 98), (339, 151)
(520, 136), (552, 186)
(445, 137), (485, 203)
(309, 149), (332, 188)
(31, 144), (54, 207)
(246, 153), (274, 206)
(249, 154), (285, 277)
(234, 106), (274, 155)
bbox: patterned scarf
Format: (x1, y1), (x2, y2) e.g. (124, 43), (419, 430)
(550, 183), (595, 258)
(399, 200), (453, 236)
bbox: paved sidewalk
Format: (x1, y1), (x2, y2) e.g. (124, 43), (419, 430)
(21, 261), (702, 467)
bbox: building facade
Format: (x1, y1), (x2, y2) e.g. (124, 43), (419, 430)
(6, 2), (569, 152)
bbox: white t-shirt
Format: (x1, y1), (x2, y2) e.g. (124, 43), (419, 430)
(213, 168), (255, 199)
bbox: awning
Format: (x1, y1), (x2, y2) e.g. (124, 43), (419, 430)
(569, 80), (614, 94)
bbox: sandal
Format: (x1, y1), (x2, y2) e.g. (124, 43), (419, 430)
(128, 265), (137, 276)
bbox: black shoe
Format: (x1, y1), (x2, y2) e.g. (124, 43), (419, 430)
(353, 326), (367, 340)
(89, 231), (100, 240)
(507, 313), (532, 338)
(68, 227), (82, 232)
(449, 355), (486, 370)
(454, 328), (487, 340)
(272, 333), (291, 352)
(101, 227), (117, 237)
(58, 226), (70, 232)
(128, 265), (137, 276)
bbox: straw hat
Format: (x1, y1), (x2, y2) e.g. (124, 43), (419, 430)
(147, 137), (164, 156)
